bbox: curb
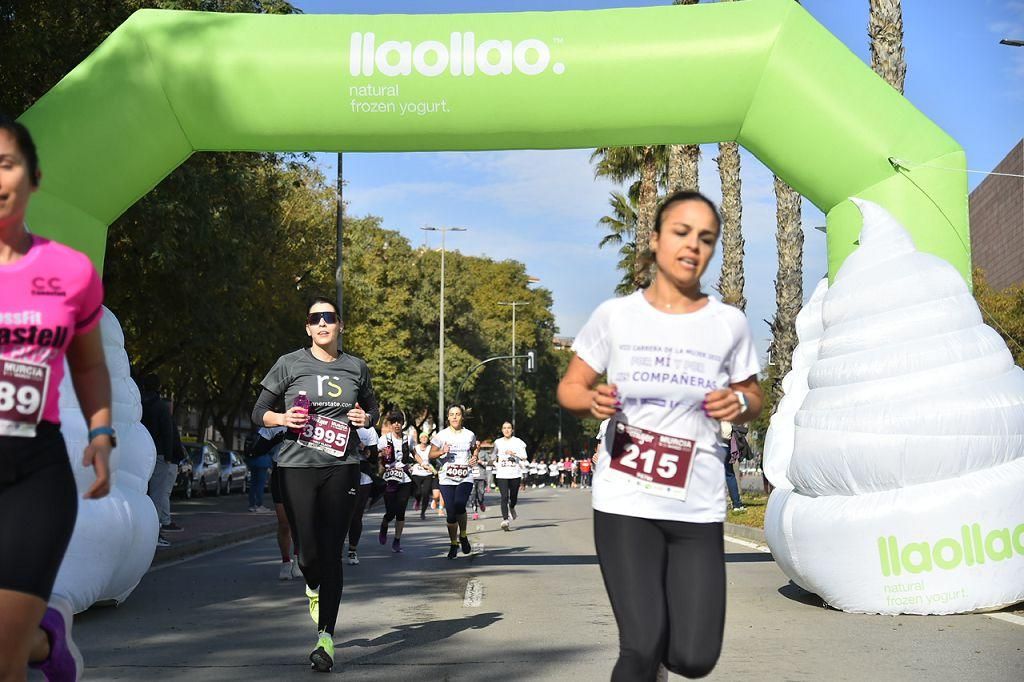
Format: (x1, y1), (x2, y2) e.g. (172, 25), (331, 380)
(724, 522), (767, 546)
(151, 521), (278, 567)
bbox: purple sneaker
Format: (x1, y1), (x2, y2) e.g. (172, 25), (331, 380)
(33, 596), (82, 681)
(378, 523), (387, 545)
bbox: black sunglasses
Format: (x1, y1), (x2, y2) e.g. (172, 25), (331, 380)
(306, 311), (339, 325)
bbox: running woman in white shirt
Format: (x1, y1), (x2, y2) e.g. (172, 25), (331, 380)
(558, 191), (762, 681)
(493, 421), (527, 530)
(409, 432), (435, 521)
(378, 412), (413, 553)
(428, 405), (480, 559)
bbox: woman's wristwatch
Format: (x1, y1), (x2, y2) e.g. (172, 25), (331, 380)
(733, 391), (749, 416)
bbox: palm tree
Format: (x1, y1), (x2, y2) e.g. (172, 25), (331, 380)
(597, 190), (642, 295)
(591, 146), (669, 287)
(869, 0), (906, 93)
(716, 141), (745, 311)
(769, 176), (803, 386)
(668, 0), (702, 193)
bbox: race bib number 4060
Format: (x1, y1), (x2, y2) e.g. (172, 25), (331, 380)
(297, 414), (351, 458)
(604, 422), (696, 501)
(0, 359), (50, 438)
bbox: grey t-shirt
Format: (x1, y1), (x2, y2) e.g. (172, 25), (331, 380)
(259, 348), (378, 468)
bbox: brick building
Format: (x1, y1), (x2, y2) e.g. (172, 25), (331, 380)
(969, 139), (1024, 290)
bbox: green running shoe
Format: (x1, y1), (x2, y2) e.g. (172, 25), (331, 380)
(309, 631), (334, 673)
(305, 585), (320, 626)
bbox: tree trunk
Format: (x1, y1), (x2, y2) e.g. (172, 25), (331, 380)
(770, 176), (804, 398)
(635, 145), (659, 288)
(668, 0), (702, 194)
(716, 142), (745, 311)
(869, 0), (906, 93)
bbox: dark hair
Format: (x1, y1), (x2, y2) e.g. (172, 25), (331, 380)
(0, 114), (40, 187)
(447, 404), (465, 417)
(634, 190), (722, 288)
(385, 410), (405, 425)
(307, 295), (339, 315)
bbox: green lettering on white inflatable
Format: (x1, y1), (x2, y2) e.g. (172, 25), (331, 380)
(877, 523), (1024, 576)
(17, 0), (969, 281)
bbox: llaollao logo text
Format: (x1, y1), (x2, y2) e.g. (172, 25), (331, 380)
(349, 32), (565, 77)
(877, 522), (1024, 576)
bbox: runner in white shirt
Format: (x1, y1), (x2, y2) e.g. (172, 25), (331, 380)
(409, 432), (435, 521)
(557, 191), (762, 681)
(378, 412), (414, 553)
(346, 426), (378, 566)
(547, 460), (559, 488)
(493, 421), (527, 530)
(428, 405), (480, 559)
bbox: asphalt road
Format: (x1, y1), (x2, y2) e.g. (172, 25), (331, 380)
(66, 486), (1023, 681)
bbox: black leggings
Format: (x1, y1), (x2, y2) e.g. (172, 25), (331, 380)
(0, 424), (78, 600)
(496, 478), (520, 520)
(279, 465), (360, 635)
(347, 482), (371, 548)
(438, 482), (472, 524)
(411, 474), (433, 517)
(593, 510), (725, 680)
(382, 481), (412, 524)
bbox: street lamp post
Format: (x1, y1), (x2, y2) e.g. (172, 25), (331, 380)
(498, 300), (529, 428)
(422, 226), (466, 427)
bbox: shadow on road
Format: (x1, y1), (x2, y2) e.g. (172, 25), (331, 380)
(725, 552), (775, 563)
(338, 612), (503, 662)
(777, 581), (828, 608)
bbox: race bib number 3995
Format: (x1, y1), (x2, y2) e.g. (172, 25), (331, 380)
(297, 414), (351, 458)
(605, 422), (696, 501)
(0, 359), (50, 438)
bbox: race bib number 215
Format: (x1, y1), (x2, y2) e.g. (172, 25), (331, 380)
(605, 422), (696, 501)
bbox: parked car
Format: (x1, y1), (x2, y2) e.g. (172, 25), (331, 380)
(172, 455), (194, 499)
(182, 441), (222, 496)
(218, 450), (248, 495)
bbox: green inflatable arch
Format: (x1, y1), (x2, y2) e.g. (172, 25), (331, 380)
(19, 0), (969, 281)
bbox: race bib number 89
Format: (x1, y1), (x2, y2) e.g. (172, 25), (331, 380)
(297, 414), (351, 458)
(605, 422), (696, 501)
(0, 359), (50, 438)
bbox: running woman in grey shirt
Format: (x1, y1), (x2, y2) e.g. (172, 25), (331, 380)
(252, 296), (378, 673)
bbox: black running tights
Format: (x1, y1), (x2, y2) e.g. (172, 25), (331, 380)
(593, 510), (725, 680)
(411, 475), (433, 517)
(280, 465), (360, 635)
(383, 481), (412, 523)
(347, 482), (371, 548)
(496, 478), (520, 521)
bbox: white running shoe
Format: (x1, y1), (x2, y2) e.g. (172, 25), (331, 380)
(279, 562), (294, 580)
(291, 560), (301, 578)
(500, 520), (510, 531)
(347, 550), (359, 565)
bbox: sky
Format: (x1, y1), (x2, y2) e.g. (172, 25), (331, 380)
(295, 0), (1023, 360)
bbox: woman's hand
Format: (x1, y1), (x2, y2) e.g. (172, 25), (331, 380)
(589, 383), (620, 420)
(469, 453), (479, 467)
(281, 407), (309, 430)
(83, 437), (113, 499)
(347, 402), (368, 427)
(703, 389), (745, 422)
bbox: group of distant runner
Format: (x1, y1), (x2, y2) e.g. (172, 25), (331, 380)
(2, 113), (762, 681)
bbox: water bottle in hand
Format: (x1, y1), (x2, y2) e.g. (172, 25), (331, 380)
(290, 391), (310, 434)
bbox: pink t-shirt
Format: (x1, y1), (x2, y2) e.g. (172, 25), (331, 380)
(0, 236), (104, 429)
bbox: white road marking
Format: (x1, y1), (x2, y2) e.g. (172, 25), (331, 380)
(724, 534), (772, 553)
(463, 578), (484, 608)
(986, 612), (1024, 627)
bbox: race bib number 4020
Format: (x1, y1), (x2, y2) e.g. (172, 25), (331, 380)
(605, 422), (696, 501)
(297, 414), (351, 458)
(0, 359), (50, 438)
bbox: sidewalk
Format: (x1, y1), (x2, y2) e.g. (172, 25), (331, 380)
(153, 492), (278, 566)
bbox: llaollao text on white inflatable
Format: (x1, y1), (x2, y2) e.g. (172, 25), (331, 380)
(765, 199), (1024, 615)
(54, 307), (158, 613)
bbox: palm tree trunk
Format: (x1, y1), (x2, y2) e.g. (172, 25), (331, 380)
(635, 145), (658, 287)
(667, 0), (702, 194)
(869, 0), (906, 93)
(716, 142), (745, 311)
(770, 176), (804, 389)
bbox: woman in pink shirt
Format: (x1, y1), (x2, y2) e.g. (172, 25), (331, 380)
(0, 116), (114, 681)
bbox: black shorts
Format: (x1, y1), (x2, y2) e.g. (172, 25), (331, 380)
(0, 422), (79, 600)
(270, 464), (285, 505)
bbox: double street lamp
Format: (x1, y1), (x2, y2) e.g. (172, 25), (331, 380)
(498, 300), (529, 428)
(422, 226), (467, 428)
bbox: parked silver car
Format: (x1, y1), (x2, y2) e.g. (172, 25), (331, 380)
(183, 441), (222, 496)
(218, 450), (248, 494)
